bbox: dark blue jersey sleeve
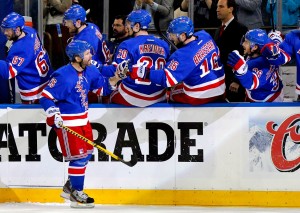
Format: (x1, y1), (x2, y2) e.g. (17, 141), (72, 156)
(0, 60), (9, 79)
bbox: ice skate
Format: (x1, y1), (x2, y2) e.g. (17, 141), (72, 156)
(60, 179), (71, 200)
(70, 189), (95, 208)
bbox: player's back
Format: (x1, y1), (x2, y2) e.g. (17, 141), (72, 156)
(165, 30), (225, 88)
(280, 30), (300, 55)
(115, 35), (170, 94)
(281, 30), (300, 69)
(74, 23), (110, 65)
(7, 26), (53, 101)
(112, 34), (170, 107)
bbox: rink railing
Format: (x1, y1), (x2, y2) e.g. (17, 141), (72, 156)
(1, 102), (300, 207)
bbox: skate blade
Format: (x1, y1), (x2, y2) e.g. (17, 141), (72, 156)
(70, 201), (95, 208)
(60, 192), (70, 200)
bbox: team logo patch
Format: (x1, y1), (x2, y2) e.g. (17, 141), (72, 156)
(48, 78), (57, 88)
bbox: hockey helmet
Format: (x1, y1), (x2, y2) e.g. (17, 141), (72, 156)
(63, 4), (86, 24)
(167, 16), (194, 38)
(1, 12), (25, 31)
(126, 9), (151, 30)
(65, 40), (94, 61)
(244, 29), (272, 49)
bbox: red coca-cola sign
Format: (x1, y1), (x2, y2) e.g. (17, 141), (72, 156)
(266, 114), (300, 172)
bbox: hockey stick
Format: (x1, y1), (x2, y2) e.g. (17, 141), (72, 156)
(269, 0), (276, 32)
(153, 12), (178, 53)
(60, 124), (138, 167)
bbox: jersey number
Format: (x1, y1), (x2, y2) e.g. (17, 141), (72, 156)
(135, 56), (166, 85)
(12, 56), (24, 66)
(199, 52), (220, 78)
(35, 50), (50, 77)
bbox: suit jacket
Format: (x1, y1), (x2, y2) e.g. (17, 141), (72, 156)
(214, 18), (248, 102)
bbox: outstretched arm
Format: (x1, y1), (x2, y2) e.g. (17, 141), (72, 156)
(227, 50), (258, 90)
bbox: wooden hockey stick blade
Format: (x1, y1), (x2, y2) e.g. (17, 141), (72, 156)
(60, 125), (137, 167)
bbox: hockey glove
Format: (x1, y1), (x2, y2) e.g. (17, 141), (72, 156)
(261, 42), (280, 60)
(268, 30), (283, 44)
(227, 50), (247, 75)
(116, 59), (130, 79)
(131, 62), (149, 80)
(45, 107), (63, 128)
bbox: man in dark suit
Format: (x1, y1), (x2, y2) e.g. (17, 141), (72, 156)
(214, 0), (248, 102)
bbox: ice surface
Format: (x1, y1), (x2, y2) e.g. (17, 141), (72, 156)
(0, 203), (300, 213)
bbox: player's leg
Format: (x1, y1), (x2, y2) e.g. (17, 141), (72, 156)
(68, 156), (94, 208)
(69, 124), (94, 208)
(110, 88), (133, 106)
(169, 83), (193, 104)
(170, 83), (225, 104)
(55, 125), (95, 208)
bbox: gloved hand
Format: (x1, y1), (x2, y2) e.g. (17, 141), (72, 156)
(45, 107), (63, 128)
(268, 30), (283, 44)
(116, 59), (130, 79)
(131, 62), (149, 79)
(227, 50), (247, 74)
(261, 42), (280, 60)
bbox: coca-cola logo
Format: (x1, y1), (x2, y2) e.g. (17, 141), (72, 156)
(266, 114), (300, 172)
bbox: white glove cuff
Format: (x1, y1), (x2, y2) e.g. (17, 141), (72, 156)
(236, 64), (248, 75)
(46, 107), (60, 117)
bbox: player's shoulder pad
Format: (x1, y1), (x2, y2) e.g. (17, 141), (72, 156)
(284, 30), (299, 42)
(86, 22), (97, 29)
(23, 26), (36, 34)
(193, 30), (210, 38)
(289, 29), (300, 37)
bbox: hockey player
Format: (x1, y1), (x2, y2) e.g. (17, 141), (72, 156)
(227, 29), (284, 102)
(276, 30), (300, 98)
(127, 16), (225, 105)
(110, 9), (170, 107)
(0, 12), (53, 104)
(63, 4), (116, 103)
(261, 20), (299, 99)
(39, 40), (121, 208)
(63, 4), (111, 74)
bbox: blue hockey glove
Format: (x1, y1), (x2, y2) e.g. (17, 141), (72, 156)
(261, 42), (280, 60)
(227, 50), (247, 74)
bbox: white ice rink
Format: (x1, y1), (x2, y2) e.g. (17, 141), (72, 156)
(1, 203), (300, 213)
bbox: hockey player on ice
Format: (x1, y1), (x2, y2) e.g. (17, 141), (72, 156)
(40, 40), (122, 208)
